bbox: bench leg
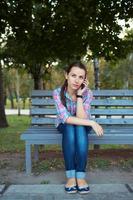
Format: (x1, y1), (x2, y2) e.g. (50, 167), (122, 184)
(34, 145), (39, 161)
(26, 143), (32, 175)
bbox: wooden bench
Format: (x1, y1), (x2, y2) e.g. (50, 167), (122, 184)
(21, 89), (133, 174)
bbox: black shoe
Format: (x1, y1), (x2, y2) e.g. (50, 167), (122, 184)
(65, 185), (77, 194)
(77, 184), (90, 194)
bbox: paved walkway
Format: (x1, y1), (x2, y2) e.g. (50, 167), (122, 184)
(5, 109), (30, 115)
(0, 184), (133, 200)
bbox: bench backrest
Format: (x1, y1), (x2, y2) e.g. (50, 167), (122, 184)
(30, 90), (133, 126)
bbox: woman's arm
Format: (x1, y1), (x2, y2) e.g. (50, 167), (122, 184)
(66, 116), (103, 136)
(76, 82), (93, 119)
(76, 97), (88, 118)
(66, 116), (93, 126)
(53, 88), (103, 136)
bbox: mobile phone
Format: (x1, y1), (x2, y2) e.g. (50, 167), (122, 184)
(81, 83), (85, 89)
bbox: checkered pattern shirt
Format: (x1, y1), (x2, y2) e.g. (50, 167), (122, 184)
(52, 87), (93, 127)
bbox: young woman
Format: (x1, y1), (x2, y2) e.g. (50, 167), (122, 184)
(53, 61), (103, 194)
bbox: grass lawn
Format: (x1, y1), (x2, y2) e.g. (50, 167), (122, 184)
(0, 115), (31, 152)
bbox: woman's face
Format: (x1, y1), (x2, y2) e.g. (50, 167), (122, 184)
(65, 66), (86, 90)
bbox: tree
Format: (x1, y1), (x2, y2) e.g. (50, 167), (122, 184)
(100, 52), (133, 89)
(99, 28), (133, 89)
(50, 0), (133, 92)
(4, 0), (133, 89)
(0, 0), (8, 127)
(6, 0), (55, 89)
(3, 67), (15, 109)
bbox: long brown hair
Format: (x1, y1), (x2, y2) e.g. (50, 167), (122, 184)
(60, 61), (87, 107)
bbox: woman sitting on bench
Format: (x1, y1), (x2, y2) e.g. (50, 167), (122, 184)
(53, 61), (103, 194)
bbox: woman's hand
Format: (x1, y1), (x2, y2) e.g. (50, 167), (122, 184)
(77, 79), (89, 95)
(90, 120), (104, 136)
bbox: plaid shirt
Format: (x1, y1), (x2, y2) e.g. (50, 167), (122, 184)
(52, 87), (93, 127)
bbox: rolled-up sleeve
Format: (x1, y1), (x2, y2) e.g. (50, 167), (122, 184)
(53, 89), (71, 124)
(83, 89), (94, 118)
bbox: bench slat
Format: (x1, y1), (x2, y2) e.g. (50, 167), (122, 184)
(21, 133), (133, 145)
(32, 99), (133, 106)
(92, 90), (133, 97)
(91, 99), (133, 106)
(22, 128), (133, 135)
(31, 108), (133, 116)
(22, 125), (133, 132)
(90, 109), (133, 115)
(31, 117), (133, 125)
(31, 90), (133, 97)
(32, 98), (54, 106)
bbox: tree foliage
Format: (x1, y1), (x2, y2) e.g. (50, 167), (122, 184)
(1, 0), (133, 89)
(6, 0), (133, 62)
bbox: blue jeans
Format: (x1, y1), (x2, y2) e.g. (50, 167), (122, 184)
(57, 123), (92, 179)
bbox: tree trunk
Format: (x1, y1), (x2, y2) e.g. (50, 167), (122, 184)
(33, 64), (44, 90)
(93, 57), (100, 150)
(16, 70), (21, 116)
(0, 63), (8, 127)
(34, 77), (44, 89)
(22, 98), (26, 109)
(4, 93), (7, 106)
(8, 85), (14, 108)
(93, 57), (100, 90)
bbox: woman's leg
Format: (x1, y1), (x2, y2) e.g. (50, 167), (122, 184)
(74, 126), (92, 180)
(57, 123), (76, 179)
